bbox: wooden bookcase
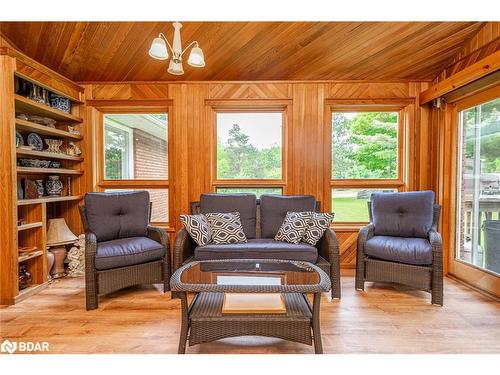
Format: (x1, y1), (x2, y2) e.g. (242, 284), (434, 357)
(0, 48), (87, 305)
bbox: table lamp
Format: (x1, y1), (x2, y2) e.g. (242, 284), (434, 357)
(47, 218), (77, 279)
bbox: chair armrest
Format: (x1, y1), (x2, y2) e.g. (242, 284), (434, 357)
(173, 228), (197, 273)
(84, 231), (97, 271)
(357, 223), (375, 256)
(428, 229), (442, 251)
(316, 228), (340, 263)
(147, 225), (170, 249)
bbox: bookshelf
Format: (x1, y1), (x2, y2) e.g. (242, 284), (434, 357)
(0, 49), (87, 305)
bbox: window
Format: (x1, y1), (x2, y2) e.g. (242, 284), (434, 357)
(216, 112), (283, 180)
(216, 187), (282, 198)
(330, 107), (404, 223)
(100, 112), (170, 224)
(332, 112), (399, 179)
(212, 107), (287, 197)
(456, 97), (500, 274)
(332, 188), (397, 222)
(103, 114), (168, 180)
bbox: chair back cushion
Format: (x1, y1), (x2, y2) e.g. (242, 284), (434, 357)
(200, 193), (257, 239)
(371, 190), (435, 238)
(260, 195), (317, 238)
(84, 191), (150, 242)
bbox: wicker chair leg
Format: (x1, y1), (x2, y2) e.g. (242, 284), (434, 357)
(85, 272), (98, 310)
(355, 257), (365, 291)
(431, 268), (444, 306)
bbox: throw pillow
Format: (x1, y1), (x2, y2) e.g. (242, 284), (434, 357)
(180, 214), (210, 247)
(274, 211), (314, 244)
(302, 212), (335, 245)
(205, 212), (247, 244)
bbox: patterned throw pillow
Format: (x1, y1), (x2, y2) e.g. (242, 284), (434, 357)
(274, 211), (314, 244)
(205, 212), (247, 244)
(302, 212), (335, 246)
(180, 214), (210, 247)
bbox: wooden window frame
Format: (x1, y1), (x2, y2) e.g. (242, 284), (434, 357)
(443, 85), (500, 296)
(207, 100), (290, 192)
(327, 100), (410, 226)
(95, 103), (172, 225)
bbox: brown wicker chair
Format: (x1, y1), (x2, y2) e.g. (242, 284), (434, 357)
(173, 194), (341, 300)
(356, 191), (443, 305)
(79, 191), (170, 310)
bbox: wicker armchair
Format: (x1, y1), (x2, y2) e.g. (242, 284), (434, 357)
(79, 191), (170, 310)
(173, 194), (341, 299)
(355, 191), (443, 305)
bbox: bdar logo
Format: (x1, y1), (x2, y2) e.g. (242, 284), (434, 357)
(1, 339), (17, 354)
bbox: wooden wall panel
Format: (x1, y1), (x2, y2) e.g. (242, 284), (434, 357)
(90, 83), (169, 100)
(209, 83), (291, 100)
(328, 82), (410, 98)
(84, 80), (432, 269)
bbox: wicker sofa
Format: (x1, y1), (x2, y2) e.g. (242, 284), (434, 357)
(173, 193), (341, 299)
(356, 191), (443, 305)
(79, 191), (171, 310)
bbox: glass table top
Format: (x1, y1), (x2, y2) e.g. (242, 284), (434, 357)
(170, 259), (330, 293)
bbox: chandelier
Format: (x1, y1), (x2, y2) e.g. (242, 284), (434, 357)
(148, 22), (205, 75)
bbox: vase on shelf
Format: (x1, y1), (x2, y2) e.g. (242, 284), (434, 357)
(45, 176), (63, 196)
(45, 139), (63, 154)
(35, 180), (44, 198)
(19, 264), (32, 290)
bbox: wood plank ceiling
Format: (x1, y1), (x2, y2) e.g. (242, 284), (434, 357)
(0, 22), (486, 82)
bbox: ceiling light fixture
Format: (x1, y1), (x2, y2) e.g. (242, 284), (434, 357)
(149, 22), (205, 75)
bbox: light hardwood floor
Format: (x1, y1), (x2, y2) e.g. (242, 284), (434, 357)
(1, 273), (499, 354)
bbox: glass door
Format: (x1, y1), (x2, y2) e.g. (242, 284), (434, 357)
(456, 97), (500, 275)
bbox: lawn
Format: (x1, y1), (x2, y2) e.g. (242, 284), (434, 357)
(331, 197), (370, 222)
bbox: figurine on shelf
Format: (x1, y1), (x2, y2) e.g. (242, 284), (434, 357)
(45, 139), (63, 154)
(66, 142), (81, 156)
(19, 264), (32, 290)
(67, 126), (80, 135)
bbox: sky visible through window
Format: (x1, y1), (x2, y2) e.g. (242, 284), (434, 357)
(217, 113), (282, 149)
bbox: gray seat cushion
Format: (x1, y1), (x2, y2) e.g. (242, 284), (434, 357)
(371, 191), (434, 238)
(260, 195), (317, 238)
(364, 235), (433, 265)
(84, 191), (150, 242)
(95, 237), (166, 271)
(194, 238), (318, 263)
(200, 193), (257, 239)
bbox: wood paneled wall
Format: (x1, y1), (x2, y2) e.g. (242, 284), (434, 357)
(426, 26), (500, 284)
(84, 80), (431, 268)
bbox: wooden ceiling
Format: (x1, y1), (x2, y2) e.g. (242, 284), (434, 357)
(0, 22), (486, 82)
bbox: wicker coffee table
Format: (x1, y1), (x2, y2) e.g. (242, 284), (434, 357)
(170, 259), (331, 354)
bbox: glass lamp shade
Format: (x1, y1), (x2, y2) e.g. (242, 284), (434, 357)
(149, 37), (169, 60)
(187, 46), (205, 67)
(168, 60), (184, 75)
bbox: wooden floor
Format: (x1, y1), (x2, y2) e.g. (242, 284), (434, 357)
(1, 273), (499, 354)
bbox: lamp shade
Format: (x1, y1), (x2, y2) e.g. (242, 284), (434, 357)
(168, 60), (184, 75)
(149, 37), (169, 60)
(187, 46), (205, 67)
(47, 218), (77, 246)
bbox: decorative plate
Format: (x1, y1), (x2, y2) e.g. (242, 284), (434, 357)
(16, 131), (24, 147)
(27, 133), (43, 151)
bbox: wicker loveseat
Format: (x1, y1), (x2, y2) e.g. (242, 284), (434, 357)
(79, 191), (171, 310)
(356, 191), (443, 305)
(173, 193), (341, 299)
